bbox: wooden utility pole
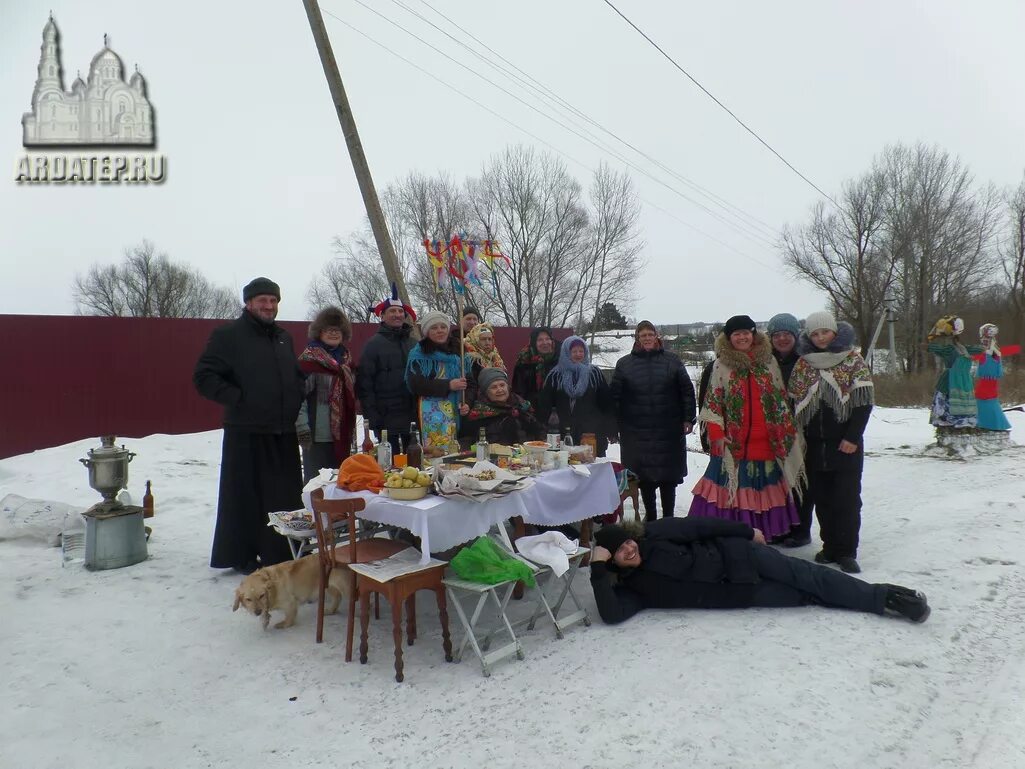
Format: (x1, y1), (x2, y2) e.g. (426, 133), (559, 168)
(301, 0), (413, 313)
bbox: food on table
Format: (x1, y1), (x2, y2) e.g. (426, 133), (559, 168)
(523, 440), (549, 449)
(383, 467), (433, 489)
(467, 469), (496, 481)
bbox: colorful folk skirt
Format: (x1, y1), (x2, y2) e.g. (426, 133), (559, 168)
(688, 456), (799, 538)
(930, 391), (977, 429)
(418, 395), (459, 450)
(976, 398), (1011, 431)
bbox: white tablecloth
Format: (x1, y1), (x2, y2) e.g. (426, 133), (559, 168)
(303, 462), (620, 564)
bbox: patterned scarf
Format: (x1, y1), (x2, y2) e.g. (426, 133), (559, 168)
(466, 394), (532, 421)
(789, 323), (874, 428)
(545, 335), (601, 399)
(515, 346), (557, 393)
(297, 343), (356, 452)
(464, 323), (505, 370)
(700, 332), (805, 502)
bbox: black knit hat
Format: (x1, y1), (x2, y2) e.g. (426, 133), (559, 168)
(243, 277), (281, 302)
(463, 306), (482, 319)
(723, 314), (756, 337)
(594, 525), (630, 557)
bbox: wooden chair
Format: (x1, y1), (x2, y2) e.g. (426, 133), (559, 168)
(310, 488), (410, 662)
(311, 488), (453, 682)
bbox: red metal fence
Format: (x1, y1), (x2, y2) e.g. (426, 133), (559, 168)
(1, 315), (553, 459)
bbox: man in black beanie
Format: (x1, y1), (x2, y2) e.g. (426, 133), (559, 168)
(460, 306), (482, 336)
(193, 277), (305, 573)
(589, 518), (930, 625)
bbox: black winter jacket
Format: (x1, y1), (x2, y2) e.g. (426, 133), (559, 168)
(535, 370), (617, 457)
(193, 311), (305, 433)
(697, 359), (715, 452)
(611, 346), (696, 483)
(803, 402), (872, 472)
(459, 395), (544, 447)
(774, 349), (799, 389)
(590, 517), (759, 624)
(355, 323), (416, 434)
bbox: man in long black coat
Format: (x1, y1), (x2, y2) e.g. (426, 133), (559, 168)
(611, 321), (696, 521)
(589, 517), (931, 625)
(355, 288), (417, 454)
(193, 277), (305, 572)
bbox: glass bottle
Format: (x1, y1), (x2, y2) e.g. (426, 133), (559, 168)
(361, 424), (375, 454)
(562, 428), (574, 447)
(142, 480), (154, 519)
(407, 424), (423, 469)
(476, 427), (489, 462)
(377, 429), (393, 469)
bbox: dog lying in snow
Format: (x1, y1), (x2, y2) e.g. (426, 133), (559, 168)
(232, 554), (349, 630)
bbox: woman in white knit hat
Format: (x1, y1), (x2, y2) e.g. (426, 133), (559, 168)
(788, 311), (874, 574)
(404, 310), (472, 451)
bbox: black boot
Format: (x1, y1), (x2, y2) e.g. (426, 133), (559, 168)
(814, 550), (835, 565)
(884, 584), (931, 623)
(837, 556), (861, 574)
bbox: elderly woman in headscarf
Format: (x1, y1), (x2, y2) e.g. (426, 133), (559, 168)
(461, 367), (544, 446)
(511, 327), (560, 422)
(296, 306), (357, 482)
(405, 310), (472, 451)
(464, 322), (506, 386)
(689, 314), (805, 539)
(537, 335), (616, 457)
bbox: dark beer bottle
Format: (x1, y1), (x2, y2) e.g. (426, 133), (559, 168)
(143, 480), (154, 518)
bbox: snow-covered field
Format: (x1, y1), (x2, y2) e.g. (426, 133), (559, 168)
(2, 409), (1025, 769)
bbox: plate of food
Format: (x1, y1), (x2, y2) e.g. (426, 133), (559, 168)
(382, 466), (434, 500)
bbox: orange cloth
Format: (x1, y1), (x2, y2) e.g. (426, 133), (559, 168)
(337, 453), (384, 493)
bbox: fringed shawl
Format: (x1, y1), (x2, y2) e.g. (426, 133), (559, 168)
(699, 331), (806, 504)
(544, 335), (602, 399)
(790, 322), (875, 428)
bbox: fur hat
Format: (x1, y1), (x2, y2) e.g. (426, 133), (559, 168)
(634, 320), (658, 337)
(243, 277), (280, 302)
(805, 311), (838, 334)
(594, 524), (630, 557)
(418, 310), (452, 335)
(723, 314), (756, 336)
(478, 367), (508, 394)
(308, 306), (352, 341)
(767, 313), (800, 338)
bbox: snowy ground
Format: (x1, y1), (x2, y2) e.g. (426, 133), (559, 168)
(2, 409), (1025, 769)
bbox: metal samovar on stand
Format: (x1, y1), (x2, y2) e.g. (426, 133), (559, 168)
(78, 436), (148, 570)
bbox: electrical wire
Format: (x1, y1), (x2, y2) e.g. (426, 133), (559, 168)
(319, 9), (774, 269)
(339, 0), (779, 249)
(602, 0), (839, 208)
(410, 0), (780, 241)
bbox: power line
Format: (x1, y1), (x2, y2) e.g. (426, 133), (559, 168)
(319, 10), (773, 269)
(339, 0), (778, 249)
(411, 0), (780, 240)
(602, 0), (839, 208)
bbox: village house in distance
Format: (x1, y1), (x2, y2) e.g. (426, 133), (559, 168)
(22, 14), (154, 147)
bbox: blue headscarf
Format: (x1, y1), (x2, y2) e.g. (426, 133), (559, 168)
(544, 335), (601, 399)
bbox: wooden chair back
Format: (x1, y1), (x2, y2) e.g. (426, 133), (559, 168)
(309, 487), (367, 566)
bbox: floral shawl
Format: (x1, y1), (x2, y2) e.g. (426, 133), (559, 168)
(700, 331), (805, 502)
(789, 322), (874, 428)
(297, 342), (356, 457)
(464, 323), (505, 370)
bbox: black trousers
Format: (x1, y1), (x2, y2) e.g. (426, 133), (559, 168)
(789, 485), (816, 540)
(749, 544), (884, 614)
(211, 430), (301, 569)
(807, 461), (863, 559)
(301, 441), (339, 484)
(639, 481), (677, 521)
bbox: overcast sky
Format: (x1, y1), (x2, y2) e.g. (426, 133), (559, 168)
(3, 0), (1024, 325)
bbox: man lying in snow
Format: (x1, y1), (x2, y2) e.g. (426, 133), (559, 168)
(589, 518), (930, 625)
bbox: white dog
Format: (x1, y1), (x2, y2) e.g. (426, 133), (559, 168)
(232, 554), (350, 630)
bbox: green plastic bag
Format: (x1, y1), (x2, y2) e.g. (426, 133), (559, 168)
(450, 537), (536, 587)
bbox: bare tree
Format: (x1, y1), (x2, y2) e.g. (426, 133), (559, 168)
(1000, 172), (1025, 342)
(781, 169), (894, 347)
(73, 241), (238, 318)
(467, 146), (591, 327)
